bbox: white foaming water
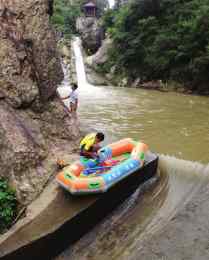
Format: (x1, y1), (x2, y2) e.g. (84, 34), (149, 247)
(72, 37), (89, 88)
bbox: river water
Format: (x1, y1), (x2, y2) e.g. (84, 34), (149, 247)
(56, 38), (209, 260)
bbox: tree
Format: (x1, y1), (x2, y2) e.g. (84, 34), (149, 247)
(103, 0), (209, 92)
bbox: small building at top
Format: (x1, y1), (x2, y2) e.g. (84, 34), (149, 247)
(83, 1), (97, 17)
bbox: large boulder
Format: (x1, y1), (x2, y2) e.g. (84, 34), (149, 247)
(76, 17), (104, 54)
(85, 38), (114, 84)
(0, 0), (79, 204)
(86, 38), (112, 68)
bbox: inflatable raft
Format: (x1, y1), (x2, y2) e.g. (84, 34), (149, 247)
(56, 138), (151, 195)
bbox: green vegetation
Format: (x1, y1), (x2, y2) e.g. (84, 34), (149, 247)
(51, 0), (109, 39)
(102, 0), (209, 92)
(51, 0), (82, 39)
(102, 8), (117, 30)
(0, 178), (17, 233)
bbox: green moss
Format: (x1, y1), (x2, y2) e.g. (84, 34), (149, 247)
(0, 178), (17, 233)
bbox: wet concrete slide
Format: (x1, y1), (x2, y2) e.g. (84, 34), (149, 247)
(0, 153), (158, 260)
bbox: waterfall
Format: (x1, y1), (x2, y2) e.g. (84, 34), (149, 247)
(72, 37), (90, 89)
(57, 37), (89, 106)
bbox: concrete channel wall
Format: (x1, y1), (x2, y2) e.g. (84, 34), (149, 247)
(0, 155), (158, 260)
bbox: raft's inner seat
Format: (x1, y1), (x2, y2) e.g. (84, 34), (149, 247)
(79, 152), (132, 178)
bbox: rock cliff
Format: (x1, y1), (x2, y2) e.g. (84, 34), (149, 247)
(75, 0), (110, 53)
(86, 38), (112, 68)
(0, 0), (79, 205)
(76, 16), (104, 54)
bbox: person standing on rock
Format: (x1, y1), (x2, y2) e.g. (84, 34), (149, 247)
(61, 83), (78, 113)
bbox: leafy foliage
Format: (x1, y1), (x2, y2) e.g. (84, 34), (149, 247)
(51, 0), (81, 38)
(51, 0), (109, 39)
(104, 0), (209, 91)
(101, 9), (117, 31)
(0, 178), (17, 233)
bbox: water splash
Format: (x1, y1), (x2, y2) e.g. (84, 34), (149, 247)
(72, 37), (89, 88)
